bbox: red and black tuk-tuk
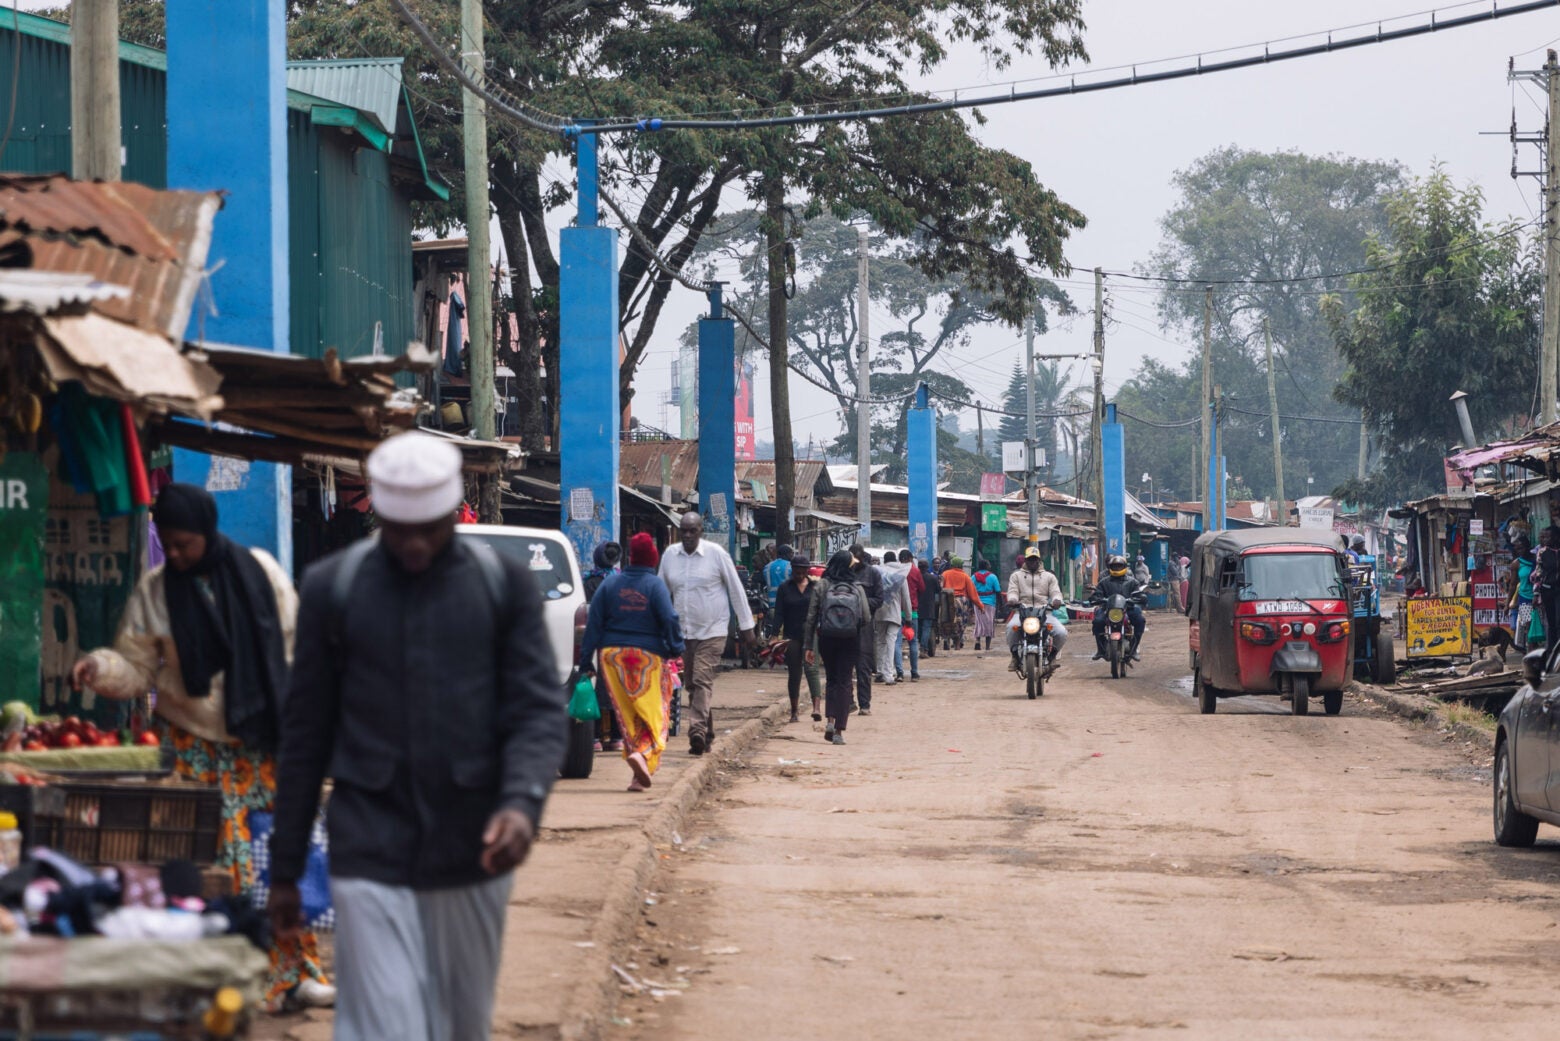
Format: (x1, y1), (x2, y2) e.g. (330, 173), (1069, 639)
(1187, 528), (1353, 716)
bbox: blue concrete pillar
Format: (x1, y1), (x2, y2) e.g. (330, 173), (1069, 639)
(1102, 403), (1126, 557)
(1217, 455), (1228, 531)
(697, 286), (736, 559)
(907, 382), (938, 559)
(559, 131), (621, 564)
(165, 0), (291, 569)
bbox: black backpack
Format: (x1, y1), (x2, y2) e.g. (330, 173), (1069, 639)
(819, 579), (863, 637)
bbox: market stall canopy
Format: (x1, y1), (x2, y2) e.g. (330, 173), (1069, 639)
(151, 343), (521, 474)
(1444, 423), (1560, 476)
(0, 174), (221, 340)
(33, 310), (222, 417)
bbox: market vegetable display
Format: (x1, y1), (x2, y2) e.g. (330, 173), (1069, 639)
(2, 710), (158, 753)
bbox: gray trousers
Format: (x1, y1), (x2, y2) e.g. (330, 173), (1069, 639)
(682, 637), (725, 744)
(331, 873), (513, 1041)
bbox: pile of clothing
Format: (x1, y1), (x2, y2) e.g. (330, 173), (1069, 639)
(0, 847), (267, 950)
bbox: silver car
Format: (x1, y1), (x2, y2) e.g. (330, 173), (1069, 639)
(1493, 646), (1560, 845)
(458, 524), (595, 779)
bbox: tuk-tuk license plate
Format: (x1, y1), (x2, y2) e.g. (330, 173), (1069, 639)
(1253, 600), (1314, 614)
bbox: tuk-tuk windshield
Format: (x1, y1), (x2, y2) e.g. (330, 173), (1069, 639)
(1238, 552), (1346, 602)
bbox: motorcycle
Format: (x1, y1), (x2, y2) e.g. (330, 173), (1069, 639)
(1095, 592), (1146, 679)
(1013, 597), (1062, 699)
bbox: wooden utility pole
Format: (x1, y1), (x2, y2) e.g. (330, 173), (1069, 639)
(1264, 319), (1285, 524)
(1541, 53), (1560, 422)
(461, 0), (498, 518)
(72, 0), (121, 181)
(976, 401), (984, 459)
(1092, 268), (1105, 564)
(1358, 412), (1369, 479)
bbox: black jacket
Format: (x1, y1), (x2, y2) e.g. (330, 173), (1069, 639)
(1090, 574), (1144, 603)
(851, 562), (885, 616)
(775, 577), (816, 641)
(271, 538), (567, 890)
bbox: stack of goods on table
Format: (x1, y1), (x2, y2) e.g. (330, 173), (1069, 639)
(0, 842), (267, 1039)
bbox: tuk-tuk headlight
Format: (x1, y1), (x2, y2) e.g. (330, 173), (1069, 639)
(1303, 622), (1317, 636)
(1239, 621), (1277, 645)
(1108, 608), (1125, 623)
(1022, 617), (1042, 635)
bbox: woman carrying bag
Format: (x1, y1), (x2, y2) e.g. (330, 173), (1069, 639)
(70, 484), (332, 1012)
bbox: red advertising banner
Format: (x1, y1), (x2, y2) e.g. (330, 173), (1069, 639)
(980, 473), (1005, 501)
(735, 360), (756, 461)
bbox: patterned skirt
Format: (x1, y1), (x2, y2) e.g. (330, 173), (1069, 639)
(598, 646), (675, 775)
(166, 724), (329, 1003)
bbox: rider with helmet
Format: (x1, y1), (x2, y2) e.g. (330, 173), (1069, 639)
(1005, 546), (1068, 671)
(1090, 554), (1147, 663)
(1347, 535), (1368, 563)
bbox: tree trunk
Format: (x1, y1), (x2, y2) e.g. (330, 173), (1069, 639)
(493, 168), (547, 454)
(514, 167), (561, 448)
(764, 171), (794, 547)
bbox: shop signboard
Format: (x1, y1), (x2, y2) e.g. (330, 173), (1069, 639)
(979, 473), (1005, 501)
(0, 452), (48, 709)
(1299, 506), (1334, 530)
(1404, 595), (1473, 658)
(1469, 564), (1503, 631)
(981, 503), (1008, 533)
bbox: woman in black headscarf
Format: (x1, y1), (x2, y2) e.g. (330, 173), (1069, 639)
(71, 483), (332, 1012)
(803, 551), (870, 745)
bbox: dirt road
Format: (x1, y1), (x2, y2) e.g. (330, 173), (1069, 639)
(613, 619), (1560, 1040)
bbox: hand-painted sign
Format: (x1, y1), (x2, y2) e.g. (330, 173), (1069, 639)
(1405, 596), (1473, 658)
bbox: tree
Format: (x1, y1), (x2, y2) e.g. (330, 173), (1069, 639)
(1325, 168), (1541, 505)
(1112, 149), (1406, 502)
(997, 357), (1070, 467)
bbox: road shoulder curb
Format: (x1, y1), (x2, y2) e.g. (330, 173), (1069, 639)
(1354, 682), (1495, 751)
(557, 696), (786, 1041)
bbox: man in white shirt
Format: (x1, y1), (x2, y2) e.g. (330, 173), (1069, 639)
(660, 512), (756, 755)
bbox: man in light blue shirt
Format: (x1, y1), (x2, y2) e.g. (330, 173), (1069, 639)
(764, 545), (793, 635)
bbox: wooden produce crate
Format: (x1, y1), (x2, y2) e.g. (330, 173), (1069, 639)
(33, 782), (222, 866)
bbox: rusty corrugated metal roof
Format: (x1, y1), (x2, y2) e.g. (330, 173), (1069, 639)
(620, 439), (701, 500)
(0, 175), (221, 339)
(735, 459), (833, 508)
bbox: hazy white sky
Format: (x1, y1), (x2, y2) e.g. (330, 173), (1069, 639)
(622, 0), (1560, 449)
(28, 0), (1559, 449)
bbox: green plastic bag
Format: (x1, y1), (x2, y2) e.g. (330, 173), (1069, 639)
(568, 674), (601, 721)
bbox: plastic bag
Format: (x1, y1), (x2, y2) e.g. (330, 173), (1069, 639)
(568, 674), (602, 722)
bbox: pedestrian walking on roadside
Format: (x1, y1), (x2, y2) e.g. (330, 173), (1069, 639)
(764, 544), (793, 636)
(1508, 534), (1535, 652)
(578, 533), (685, 791)
(918, 558), (941, 658)
(849, 544), (885, 710)
(874, 551), (913, 684)
(971, 559), (1001, 650)
(775, 555), (823, 722)
(937, 557), (982, 650)
(269, 432), (568, 1041)
(805, 551), (871, 744)
(901, 550), (924, 680)
(72, 483), (333, 1014)
(1535, 525), (1560, 651)
(584, 541), (625, 752)
(1166, 552), (1185, 614)
(660, 512), (756, 755)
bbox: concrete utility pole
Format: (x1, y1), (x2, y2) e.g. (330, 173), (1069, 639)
(1092, 267), (1106, 565)
(1545, 49), (1560, 425)
(72, 0), (122, 181)
(1358, 412), (1369, 479)
(1201, 287), (1213, 531)
(461, 0), (498, 519)
(857, 225), (872, 542)
(976, 401), (984, 459)
(1264, 319), (1285, 524)
(1025, 305), (1038, 543)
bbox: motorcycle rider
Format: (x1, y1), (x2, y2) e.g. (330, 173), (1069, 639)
(1006, 546), (1068, 672)
(1090, 554), (1147, 663)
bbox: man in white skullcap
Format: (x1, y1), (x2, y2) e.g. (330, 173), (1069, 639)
(270, 432), (568, 1041)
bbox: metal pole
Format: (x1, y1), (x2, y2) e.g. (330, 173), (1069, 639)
(857, 225), (872, 542)
(72, 0), (122, 181)
(1264, 318), (1286, 524)
(1201, 287), (1213, 530)
(1026, 304), (1038, 544)
(462, 0), (496, 454)
(1092, 267), (1106, 566)
(1545, 50), (1560, 425)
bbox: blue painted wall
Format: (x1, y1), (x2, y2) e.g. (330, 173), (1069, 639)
(907, 383), (938, 559)
(558, 224), (621, 564)
(1102, 403), (1126, 558)
(697, 312), (737, 559)
(166, 0), (292, 568)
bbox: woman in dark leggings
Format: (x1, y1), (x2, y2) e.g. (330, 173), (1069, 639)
(804, 550), (869, 746)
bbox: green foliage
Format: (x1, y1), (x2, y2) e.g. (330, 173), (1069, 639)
(996, 358), (1070, 466)
(1115, 148), (1405, 503)
(1326, 167), (1542, 504)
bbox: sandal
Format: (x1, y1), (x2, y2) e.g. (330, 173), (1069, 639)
(811, 711), (823, 722)
(626, 751), (652, 789)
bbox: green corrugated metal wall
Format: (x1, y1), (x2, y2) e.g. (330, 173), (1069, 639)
(0, 27), (167, 188)
(0, 21), (414, 363)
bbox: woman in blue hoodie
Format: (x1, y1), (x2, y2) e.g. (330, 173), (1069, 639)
(579, 533), (686, 790)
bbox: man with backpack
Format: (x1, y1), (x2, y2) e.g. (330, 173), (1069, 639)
(270, 432), (569, 1041)
(804, 551), (872, 744)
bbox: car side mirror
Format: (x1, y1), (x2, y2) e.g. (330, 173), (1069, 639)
(1522, 647), (1546, 688)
